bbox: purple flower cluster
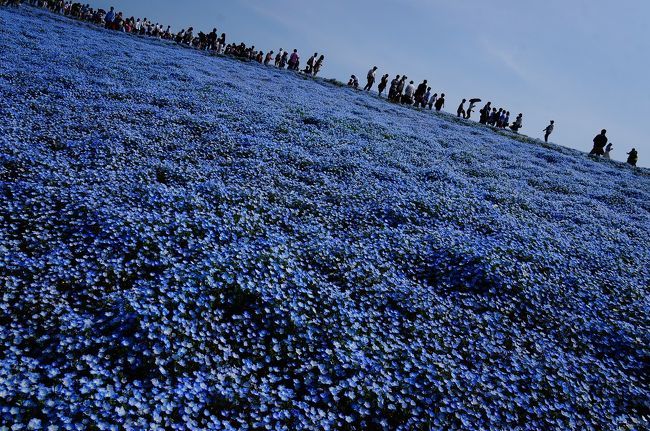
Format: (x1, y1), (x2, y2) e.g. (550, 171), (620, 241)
(1, 5), (649, 431)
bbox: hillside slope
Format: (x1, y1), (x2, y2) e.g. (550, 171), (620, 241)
(1, 6), (649, 430)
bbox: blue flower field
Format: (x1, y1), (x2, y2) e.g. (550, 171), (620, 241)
(1, 5), (649, 431)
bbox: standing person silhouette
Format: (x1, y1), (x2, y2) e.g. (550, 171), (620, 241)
(313, 55), (325, 76)
(264, 51), (274, 65)
(434, 93), (445, 111)
(364, 66), (378, 91)
(626, 148), (638, 166)
(423, 87), (432, 109)
(377, 74), (389, 97)
(403, 81), (416, 105)
(603, 143), (613, 159)
(393, 76), (407, 102)
(466, 99), (478, 119)
(457, 99), (466, 118)
(479, 102), (491, 124)
(543, 121), (555, 143)
(427, 93), (438, 110)
(589, 129), (608, 156)
(304, 53), (318, 74)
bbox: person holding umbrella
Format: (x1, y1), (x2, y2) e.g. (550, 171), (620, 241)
(466, 98), (481, 119)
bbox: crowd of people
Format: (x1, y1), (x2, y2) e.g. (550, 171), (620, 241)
(352, 66), (640, 166)
(4, 1), (326, 75)
(2, 1), (642, 167)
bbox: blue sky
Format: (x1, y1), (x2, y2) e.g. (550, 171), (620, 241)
(92, 0), (649, 167)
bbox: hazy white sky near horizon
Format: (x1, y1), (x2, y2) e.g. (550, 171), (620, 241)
(93, 0), (649, 167)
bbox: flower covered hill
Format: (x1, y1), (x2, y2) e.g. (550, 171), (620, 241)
(1, 5), (650, 431)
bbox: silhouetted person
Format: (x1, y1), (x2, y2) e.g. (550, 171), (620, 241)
(428, 93), (437, 110)
(304, 53), (318, 74)
(208, 28), (218, 50)
(288, 49), (299, 70)
(543, 120), (555, 143)
(364, 66), (378, 91)
(423, 87), (432, 109)
(466, 99), (478, 119)
(626, 148), (638, 166)
(510, 113), (523, 132)
(348, 75), (359, 89)
(104, 6), (115, 29)
(488, 108), (498, 126)
(479, 102), (491, 124)
(498, 109), (507, 128)
(313, 55), (325, 76)
(377, 74), (389, 97)
(434, 93), (445, 111)
(280, 51), (288, 68)
(264, 51), (274, 65)
(457, 99), (466, 117)
(589, 129), (608, 156)
(395, 76), (407, 102)
(603, 142), (613, 159)
(414, 80), (428, 107)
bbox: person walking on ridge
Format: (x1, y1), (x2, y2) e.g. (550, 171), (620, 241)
(279, 51), (289, 68)
(457, 99), (466, 118)
(479, 102), (491, 124)
(626, 148), (638, 166)
(388, 75), (400, 101)
(264, 51), (274, 65)
(603, 142), (613, 159)
(104, 6), (115, 29)
(434, 93), (445, 111)
(377, 74), (389, 97)
(466, 99), (479, 119)
(428, 93), (438, 110)
(414, 80), (428, 107)
(589, 129), (608, 156)
(395, 76), (407, 102)
(313, 55), (325, 76)
(543, 120), (555, 143)
(288, 49), (300, 70)
(510, 113), (523, 132)
(304, 53), (318, 74)
(423, 87), (432, 109)
(364, 66), (378, 91)
(403, 81), (416, 104)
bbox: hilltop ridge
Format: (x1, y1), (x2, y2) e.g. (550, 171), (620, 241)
(1, 6), (649, 430)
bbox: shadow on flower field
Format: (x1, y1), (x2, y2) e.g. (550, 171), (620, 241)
(1, 5), (649, 431)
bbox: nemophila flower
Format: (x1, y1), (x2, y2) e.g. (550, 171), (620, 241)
(1, 4), (649, 431)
